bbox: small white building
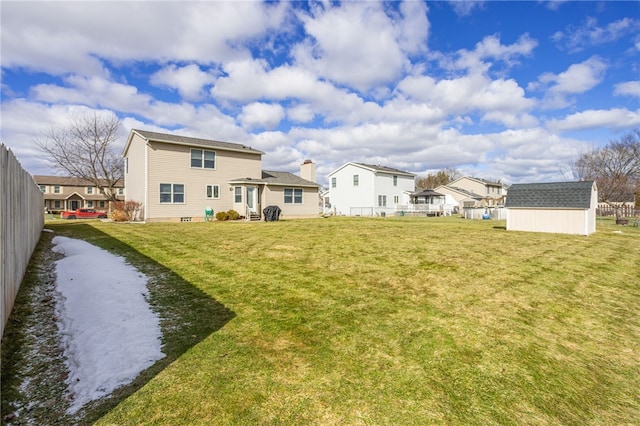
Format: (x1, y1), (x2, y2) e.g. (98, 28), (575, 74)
(327, 162), (415, 216)
(505, 181), (597, 235)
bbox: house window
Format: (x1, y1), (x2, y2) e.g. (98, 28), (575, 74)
(54, 200), (61, 209)
(206, 185), (220, 199)
(284, 188), (303, 204)
(100, 188), (105, 195)
(117, 188), (124, 195)
(54, 185), (60, 194)
(191, 149), (216, 169)
(39, 185), (46, 193)
(99, 201), (105, 208)
(331, 177), (336, 188)
(394, 195), (399, 204)
(87, 201), (94, 208)
(378, 195), (387, 207)
(393, 176), (398, 186)
(160, 183), (185, 203)
(87, 187), (93, 194)
(353, 175), (359, 186)
(234, 187), (242, 203)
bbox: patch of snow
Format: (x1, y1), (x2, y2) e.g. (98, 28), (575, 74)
(52, 236), (165, 414)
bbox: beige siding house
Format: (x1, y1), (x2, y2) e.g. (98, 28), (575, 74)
(123, 130), (319, 222)
(33, 175), (124, 214)
(441, 176), (507, 207)
(505, 181), (597, 235)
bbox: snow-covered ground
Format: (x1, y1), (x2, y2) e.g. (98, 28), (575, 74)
(52, 236), (165, 413)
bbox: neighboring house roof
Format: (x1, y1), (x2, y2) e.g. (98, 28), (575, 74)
(412, 189), (444, 197)
(435, 185), (483, 200)
(505, 181), (595, 209)
(450, 176), (506, 188)
(328, 162), (415, 177)
(32, 175), (124, 187)
(125, 129), (264, 156)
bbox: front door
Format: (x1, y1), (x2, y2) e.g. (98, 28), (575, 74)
(70, 200), (80, 210)
(246, 187), (256, 213)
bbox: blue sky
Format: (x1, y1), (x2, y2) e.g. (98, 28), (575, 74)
(1, 1), (639, 186)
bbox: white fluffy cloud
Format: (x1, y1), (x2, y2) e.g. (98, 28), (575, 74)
(150, 65), (216, 101)
(239, 103), (285, 129)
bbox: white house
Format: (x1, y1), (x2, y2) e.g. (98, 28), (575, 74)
(505, 181), (597, 235)
(327, 163), (415, 216)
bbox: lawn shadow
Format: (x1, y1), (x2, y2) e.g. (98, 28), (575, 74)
(493, 225), (507, 230)
(2, 223), (236, 425)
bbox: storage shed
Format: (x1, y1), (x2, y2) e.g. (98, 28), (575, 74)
(505, 181), (597, 235)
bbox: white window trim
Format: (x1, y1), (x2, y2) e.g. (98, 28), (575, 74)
(159, 183), (186, 204)
(206, 184), (220, 199)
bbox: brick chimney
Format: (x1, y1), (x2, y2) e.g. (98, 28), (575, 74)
(300, 159), (316, 183)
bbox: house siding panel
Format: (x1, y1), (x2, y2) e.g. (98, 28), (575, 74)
(124, 133), (147, 215)
(263, 186), (318, 217)
(145, 141), (262, 221)
(507, 209), (590, 235)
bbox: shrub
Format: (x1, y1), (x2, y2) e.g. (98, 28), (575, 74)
(113, 200), (143, 222)
(227, 210), (240, 220)
(216, 211), (229, 221)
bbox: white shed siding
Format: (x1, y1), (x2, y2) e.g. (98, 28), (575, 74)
(507, 208), (592, 235)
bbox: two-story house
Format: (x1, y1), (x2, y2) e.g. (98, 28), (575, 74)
(123, 129), (319, 222)
(33, 175), (124, 214)
(327, 162), (415, 216)
(435, 176), (507, 209)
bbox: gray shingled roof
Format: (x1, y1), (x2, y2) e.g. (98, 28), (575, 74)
(355, 163), (415, 177)
(133, 129), (264, 155)
(227, 171), (319, 187)
(505, 181), (594, 209)
(261, 171), (319, 187)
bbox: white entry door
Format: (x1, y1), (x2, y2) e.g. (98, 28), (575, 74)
(246, 187), (256, 213)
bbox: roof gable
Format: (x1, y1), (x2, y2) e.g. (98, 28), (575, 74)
(127, 129), (264, 156)
(505, 181), (595, 209)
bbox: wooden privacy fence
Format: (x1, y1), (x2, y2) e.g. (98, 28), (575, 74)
(1, 144), (44, 338)
(596, 204), (640, 217)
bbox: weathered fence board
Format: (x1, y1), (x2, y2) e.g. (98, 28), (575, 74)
(1, 144), (44, 338)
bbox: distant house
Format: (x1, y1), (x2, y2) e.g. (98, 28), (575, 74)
(33, 175), (124, 214)
(327, 162), (415, 216)
(122, 129), (319, 222)
(505, 181), (597, 235)
(438, 176), (507, 208)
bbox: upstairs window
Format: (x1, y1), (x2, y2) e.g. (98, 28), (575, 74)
(331, 177), (336, 188)
(87, 187), (93, 195)
(39, 185), (46, 193)
(393, 175), (398, 186)
(53, 185), (61, 194)
(353, 175), (359, 186)
(191, 149), (216, 169)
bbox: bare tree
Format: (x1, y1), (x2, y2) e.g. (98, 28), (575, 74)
(36, 113), (124, 202)
(416, 166), (462, 189)
(574, 128), (640, 219)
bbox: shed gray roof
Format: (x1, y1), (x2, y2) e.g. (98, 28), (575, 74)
(132, 129), (264, 155)
(505, 181), (594, 209)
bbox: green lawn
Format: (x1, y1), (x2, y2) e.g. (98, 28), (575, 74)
(8, 216), (640, 424)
